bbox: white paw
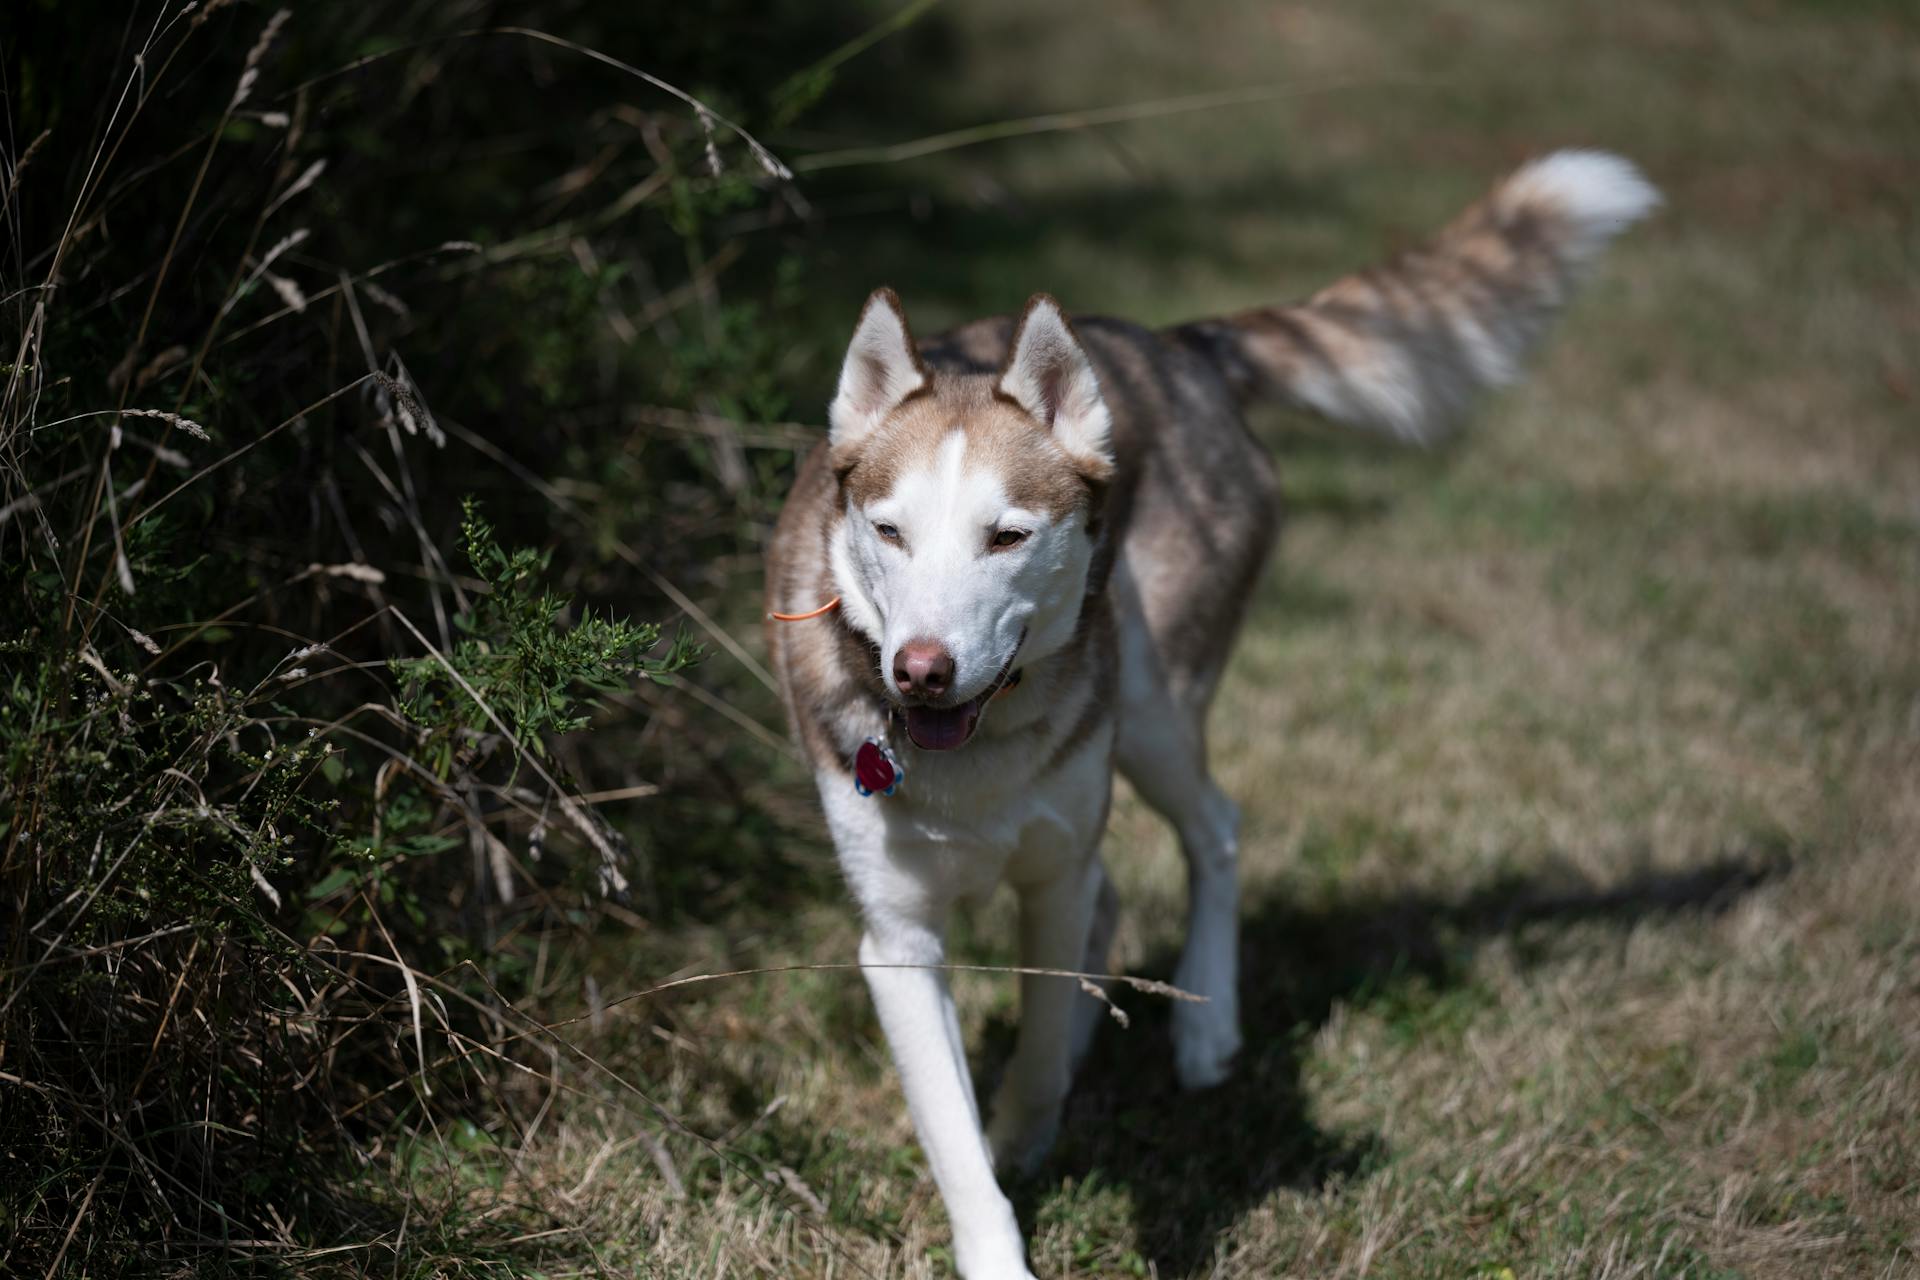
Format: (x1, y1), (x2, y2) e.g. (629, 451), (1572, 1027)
(1172, 999), (1241, 1090)
(958, 1258), (1038, 1280)
(954, 1233), (1040, 1280)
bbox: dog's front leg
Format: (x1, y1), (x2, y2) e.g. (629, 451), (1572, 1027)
(861, 918), (1035, 1280)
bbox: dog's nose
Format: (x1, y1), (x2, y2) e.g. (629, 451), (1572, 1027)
(893, 639), (954, 697)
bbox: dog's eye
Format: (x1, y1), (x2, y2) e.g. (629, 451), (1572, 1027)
(874, 522), (901, 543)
(990, 528), (1028, 549)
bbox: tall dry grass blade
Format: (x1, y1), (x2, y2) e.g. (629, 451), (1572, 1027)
(794, 77), (1422, 171)
(367, 901), (433, 1098)
(34, 408), (209, 439)
(270, 26), (792, 178)
(2, 128), (52, 218)
(131, 377), (370, 525)
(457, 27), (792, 180)
(216, 240), (479, 348)
(778, 0), (944, 97)
(220, 228), (309, 317)
(262, 157), (325, 219)
(40, 1167), (105, 1280)
(63, 6), (291, 637)
(5, 2), (191, 426)
(646, 677), (798, 760)
(575, 961), (1204, 1030)
(230, 9), (291, 110)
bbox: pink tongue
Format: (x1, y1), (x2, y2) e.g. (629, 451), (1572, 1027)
(904, 699), (981, 751)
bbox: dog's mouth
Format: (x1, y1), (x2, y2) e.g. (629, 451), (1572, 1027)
(903, 700), (983, 752)
(898, 638), (1023, 753)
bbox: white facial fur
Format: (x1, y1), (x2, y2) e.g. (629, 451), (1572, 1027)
(832, 429), (1094, 704)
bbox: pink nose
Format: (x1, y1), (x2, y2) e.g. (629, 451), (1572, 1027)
(893, 639), (955, 697)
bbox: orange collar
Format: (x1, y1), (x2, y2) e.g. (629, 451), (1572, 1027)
(768, 595), (841, 622)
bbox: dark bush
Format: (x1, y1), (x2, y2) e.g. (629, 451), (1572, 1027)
(0, 2), (853, 1271)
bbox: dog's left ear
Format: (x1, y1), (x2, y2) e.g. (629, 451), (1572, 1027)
(996, 294), (1114, 475)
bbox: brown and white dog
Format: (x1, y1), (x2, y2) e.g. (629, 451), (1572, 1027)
(766, 151), (1657, 1278)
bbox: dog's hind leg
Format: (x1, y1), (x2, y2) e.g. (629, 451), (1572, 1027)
(1067, 859), (1120, 1075)
(987, 855), (1104, 1175)
(1115, 631), (1244, 1089)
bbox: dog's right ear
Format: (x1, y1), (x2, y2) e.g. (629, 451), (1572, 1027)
(829, 288), (927, 450)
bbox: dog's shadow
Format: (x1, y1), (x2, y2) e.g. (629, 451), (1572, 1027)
(988, 849), (1785, 1277)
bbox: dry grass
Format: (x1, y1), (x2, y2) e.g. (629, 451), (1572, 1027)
(434, 0), (1920, 1276)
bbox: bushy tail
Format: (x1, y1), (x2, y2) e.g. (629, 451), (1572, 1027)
(1171, 150), (1660, 444)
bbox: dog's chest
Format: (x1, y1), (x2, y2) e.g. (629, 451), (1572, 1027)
(822, 729), (1112, 909)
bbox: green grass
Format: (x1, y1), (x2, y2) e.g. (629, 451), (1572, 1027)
(387, 0), (1918, 1274)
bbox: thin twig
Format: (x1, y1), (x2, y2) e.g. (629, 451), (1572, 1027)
(130, 378), (370, 525)
(794, 77), (1421, 172)
(268, 26), (790, 180)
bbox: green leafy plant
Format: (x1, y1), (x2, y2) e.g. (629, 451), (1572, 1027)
(394, 499), (699, 763)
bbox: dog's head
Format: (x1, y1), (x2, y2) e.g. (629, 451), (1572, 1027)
(826, 289), (1113, 752)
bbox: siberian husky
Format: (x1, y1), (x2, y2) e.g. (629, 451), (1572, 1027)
(766, 151), (1658, 1278)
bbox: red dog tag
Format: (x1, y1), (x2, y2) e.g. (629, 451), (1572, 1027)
(854, 739), (902, 797)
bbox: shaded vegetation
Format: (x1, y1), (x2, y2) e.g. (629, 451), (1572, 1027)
(0, 1), (862, 1272)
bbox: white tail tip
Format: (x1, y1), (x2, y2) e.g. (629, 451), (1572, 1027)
(1500, 149), (1662, 253)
